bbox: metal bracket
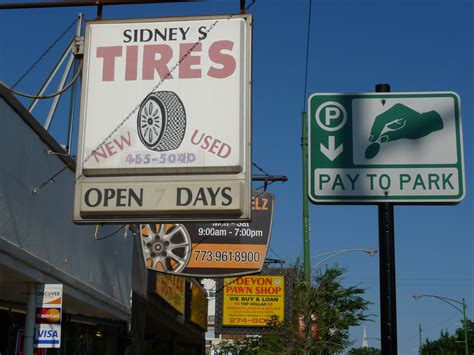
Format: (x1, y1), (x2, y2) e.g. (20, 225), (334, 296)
(73, 35), (84, 57)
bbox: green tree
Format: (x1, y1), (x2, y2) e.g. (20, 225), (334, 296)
(421, 319), (473, 354)
(214, 263), (372, 354)
(213, 336), (260, 355)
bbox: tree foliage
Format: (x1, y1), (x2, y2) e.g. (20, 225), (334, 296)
(421, 319), (473, 354)
(213, 337), (260, 355)
(213, 263), (372, 354)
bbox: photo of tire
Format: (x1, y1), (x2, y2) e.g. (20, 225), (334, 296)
(140, 223), (192, 273)
(137, 91), (186, 152)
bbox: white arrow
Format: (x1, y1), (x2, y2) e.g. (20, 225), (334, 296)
(320, 136), (343, 161)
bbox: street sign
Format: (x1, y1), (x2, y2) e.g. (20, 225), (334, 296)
(308, 92), (465, 203)
(140, 190), (274, 277)
(74, 14), (252, 223)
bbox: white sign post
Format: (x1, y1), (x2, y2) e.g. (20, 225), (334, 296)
(74, 15), (252, 223)
(308, 92), (465, 203)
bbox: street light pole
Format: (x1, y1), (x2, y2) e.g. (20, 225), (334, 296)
(462, 298), (468, 355)
(419, 323), (422, 355)
(413, 293), (469, 355)
(311, 248), (377, 269)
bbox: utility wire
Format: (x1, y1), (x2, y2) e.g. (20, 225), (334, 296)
(32, 166), (68, 195)
(252, 162), (270, 176)
(1, 61), (83, 99)
(268, 246), (285, 264)
(12, 18), (77, 89)
(94, 225), (125, 241)
(302, 0), (313, 111)
(300, 0), (313, 261)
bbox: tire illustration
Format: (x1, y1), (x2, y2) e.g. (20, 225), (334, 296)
(137, 91), (186, 151)
(140, 223), (192, 273)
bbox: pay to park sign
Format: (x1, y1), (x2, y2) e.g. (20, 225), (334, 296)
(308, 92), (465, 203)
(74, 15), (252, 223)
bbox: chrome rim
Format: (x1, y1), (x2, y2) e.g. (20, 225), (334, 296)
(141, 224), (191, 273)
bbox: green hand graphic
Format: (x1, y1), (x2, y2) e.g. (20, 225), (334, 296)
(365, 103), (444, 159)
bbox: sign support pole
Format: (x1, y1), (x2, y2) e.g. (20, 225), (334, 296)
(376, 83), (398, 354)
(302, 111), (311, 286)
(24, 283), (36, 355)
(302, 111), (312, 348)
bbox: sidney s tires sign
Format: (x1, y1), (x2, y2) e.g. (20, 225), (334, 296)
(74, 15), (252, 223)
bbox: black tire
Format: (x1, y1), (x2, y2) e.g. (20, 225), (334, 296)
(137, 91), (186, 152)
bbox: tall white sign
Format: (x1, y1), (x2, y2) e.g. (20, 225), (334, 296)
(34, 284), (63, 348)
(74, 15), (252, 223)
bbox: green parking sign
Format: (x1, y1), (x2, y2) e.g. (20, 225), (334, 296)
(308, 92), (465, 203)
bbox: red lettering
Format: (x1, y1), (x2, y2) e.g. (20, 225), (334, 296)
(143, 44), (173, 80)
(209, 139), (221, 154)
(114, 132), (132, 150)
(125, 46), (138, 81)
(208, 40), (236, 78)
(179, 43), (202, 78)
(104, 141), (116, 156)
(96, 46), (123, 81)
(96, 41), (237, 81)
(92, 145), (108, 163)
(202, 135), (212, 150)
(217, 143), (231, 158)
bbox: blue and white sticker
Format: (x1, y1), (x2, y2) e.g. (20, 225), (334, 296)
(34, 324), (61, 348)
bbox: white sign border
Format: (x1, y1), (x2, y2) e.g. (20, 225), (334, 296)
(307, 91), (465, 204)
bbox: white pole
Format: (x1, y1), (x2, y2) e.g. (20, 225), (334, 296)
(24, 283), (36, 355)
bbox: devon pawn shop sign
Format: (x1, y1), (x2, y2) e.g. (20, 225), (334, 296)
(74, 15), (252, 223)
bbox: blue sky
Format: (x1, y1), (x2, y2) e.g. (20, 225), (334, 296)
(1, 0), (472, 353)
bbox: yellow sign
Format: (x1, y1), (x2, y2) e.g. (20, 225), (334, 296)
(191, 283), (208, 330)
(156, 274), (185, 314)
(223, 275), (284, 327)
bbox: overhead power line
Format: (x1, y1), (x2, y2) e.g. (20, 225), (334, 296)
(11, 18), (77, 88)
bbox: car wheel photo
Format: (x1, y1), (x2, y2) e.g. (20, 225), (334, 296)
(140, 223), (192, 273)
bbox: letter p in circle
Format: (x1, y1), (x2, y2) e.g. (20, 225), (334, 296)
(315, 101), (347, 132)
